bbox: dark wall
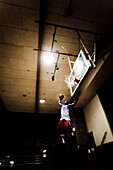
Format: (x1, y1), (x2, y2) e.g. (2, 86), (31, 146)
(0, 108), (90, 155)
(0, 112), (59, 155)
(98, 73), (113, 133)
(71, 108), (88, 150)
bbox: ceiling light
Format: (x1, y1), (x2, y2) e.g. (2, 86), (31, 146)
(40, 99), (45, 103)
(44, 53), (54, 64)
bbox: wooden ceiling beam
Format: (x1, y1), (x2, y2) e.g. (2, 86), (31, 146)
(35, 0), (47, 113)
(34, 20), (102, 36)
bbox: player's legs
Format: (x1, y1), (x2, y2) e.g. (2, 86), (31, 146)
(64, 120), (72, 133)
(57, 120), (65, 134)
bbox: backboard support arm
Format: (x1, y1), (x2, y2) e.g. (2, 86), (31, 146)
(76, 30), (96, 68)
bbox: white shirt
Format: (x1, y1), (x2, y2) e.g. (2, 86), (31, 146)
(59, 101), (74, 121)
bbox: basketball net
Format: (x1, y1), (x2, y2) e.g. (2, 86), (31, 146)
(64, 75), (79, 89)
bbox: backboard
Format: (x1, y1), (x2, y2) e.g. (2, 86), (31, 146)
(65, 50), (91, 96)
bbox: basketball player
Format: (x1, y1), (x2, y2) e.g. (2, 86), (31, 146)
(57, 94), (77, 142)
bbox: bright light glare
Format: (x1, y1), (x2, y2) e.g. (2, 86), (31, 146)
(10, 161), (14, 167)
(44, 53), (54, 64)
(43, 149), (47, 153)
(72, 127), (76, 131)
(43, 154), (47, 158)
(40, 99), (45, 103)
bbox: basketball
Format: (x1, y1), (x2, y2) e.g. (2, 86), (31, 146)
(59, 94), (64, 100)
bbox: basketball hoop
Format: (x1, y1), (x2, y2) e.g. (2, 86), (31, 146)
(64, 75), (78, 89)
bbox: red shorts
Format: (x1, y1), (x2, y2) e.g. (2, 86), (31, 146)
(57, 120), (71, 134)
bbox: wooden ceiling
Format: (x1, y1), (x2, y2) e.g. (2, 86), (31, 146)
(0, 0), (113, 114)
